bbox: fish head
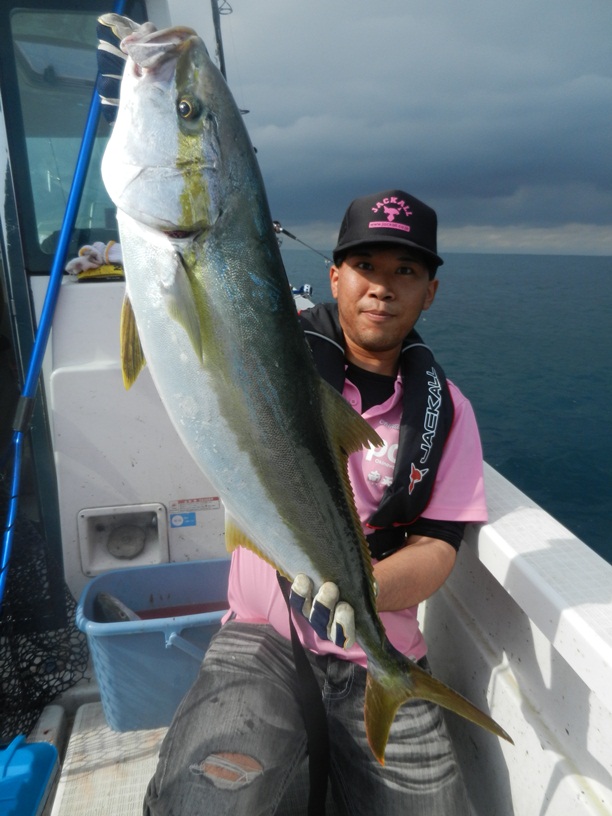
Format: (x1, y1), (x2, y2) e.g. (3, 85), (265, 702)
(102, 19), (234, 238)
(93, 591), (140, 623)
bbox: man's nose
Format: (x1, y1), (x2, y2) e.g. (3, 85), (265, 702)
(368, 279), (394, 299)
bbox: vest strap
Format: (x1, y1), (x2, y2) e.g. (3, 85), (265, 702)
(277, 573), (329, 815)
(299, 303), (453, 539)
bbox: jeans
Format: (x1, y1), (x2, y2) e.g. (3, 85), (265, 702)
(143, 621), (471, 815)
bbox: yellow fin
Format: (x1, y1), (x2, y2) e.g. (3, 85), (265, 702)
(319, 379), (383, 456)
(319, 379), (383, 600)
(364, 671), (413, 765)
(365, 662), (513, 765)
(224, 515), (291, 580)
(120, 294), (146, 389)
(224, 515), (252, 553)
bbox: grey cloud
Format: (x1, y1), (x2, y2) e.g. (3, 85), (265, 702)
(220, 0), (612, 252)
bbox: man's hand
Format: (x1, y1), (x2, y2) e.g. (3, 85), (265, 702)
(289, 574), (355, 649)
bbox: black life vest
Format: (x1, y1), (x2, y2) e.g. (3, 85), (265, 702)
(298, 303), (454, 558)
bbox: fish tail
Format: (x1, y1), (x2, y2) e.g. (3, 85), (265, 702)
(364, 660), (513, 765)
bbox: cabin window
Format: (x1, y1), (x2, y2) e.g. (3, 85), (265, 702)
(2, 1), (146, 272)
(12, 10), (113, 253)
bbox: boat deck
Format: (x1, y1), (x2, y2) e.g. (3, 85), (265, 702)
(48, 703), (166, 816)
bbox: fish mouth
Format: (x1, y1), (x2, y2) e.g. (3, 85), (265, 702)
(100, 15), (200, 74)
(161, 229), (204, 248)
(163, 228), (202, 242)
(122, 25), (199, 72)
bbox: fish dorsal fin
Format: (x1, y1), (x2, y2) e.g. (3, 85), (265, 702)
(319, 379), (383, 598)
(120, 294), (146, 389)
(224, 514), (291, 580)
(162, 251), (204, 361)
(319, 379), (383, 456)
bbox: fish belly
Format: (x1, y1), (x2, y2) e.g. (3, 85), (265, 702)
(117, 214), (325, 583)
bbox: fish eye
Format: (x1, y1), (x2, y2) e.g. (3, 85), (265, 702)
(177, 97), (201, 120)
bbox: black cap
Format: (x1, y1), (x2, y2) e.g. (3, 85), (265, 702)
(333, 189), (444, 268)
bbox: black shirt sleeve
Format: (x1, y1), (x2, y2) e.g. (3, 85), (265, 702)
(404, 518), (466, 552)
(367, 518), (466, 560)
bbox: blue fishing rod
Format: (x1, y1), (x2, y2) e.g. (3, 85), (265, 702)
(0, 0), (127, 613)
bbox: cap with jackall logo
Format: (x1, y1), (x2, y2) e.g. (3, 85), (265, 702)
(332, 189), (444, 269)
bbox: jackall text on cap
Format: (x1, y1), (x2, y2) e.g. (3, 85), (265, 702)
(333, 189), (444, 268)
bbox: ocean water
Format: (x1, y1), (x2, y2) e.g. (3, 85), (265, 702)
(281, 248), (612, 563)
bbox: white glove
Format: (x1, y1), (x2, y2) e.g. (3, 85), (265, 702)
(65, 241), (122, 274)
(289, 574), (355, 649)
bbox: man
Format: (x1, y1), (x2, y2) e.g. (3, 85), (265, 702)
(144, 189), (487, 815)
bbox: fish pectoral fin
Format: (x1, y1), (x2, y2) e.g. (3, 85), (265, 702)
(365, 661), (513, 765)
(319, 379), (383, 456)
(120, 294), (146, 389)
(162, 252), (204, 362)
(224, 515), (291, 579)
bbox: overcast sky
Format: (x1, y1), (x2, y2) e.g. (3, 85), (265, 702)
(193, 0), (612, 255)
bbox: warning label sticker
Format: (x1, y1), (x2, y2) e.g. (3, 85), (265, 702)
(169, 497), (221, 513)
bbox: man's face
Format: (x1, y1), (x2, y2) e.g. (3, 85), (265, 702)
(330, 245), (438, 375)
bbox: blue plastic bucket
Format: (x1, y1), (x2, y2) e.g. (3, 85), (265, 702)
(77, 559), (230, 730)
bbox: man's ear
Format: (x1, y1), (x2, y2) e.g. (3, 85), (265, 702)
(422, 278), (439, 311)
(330, 265), (340, 300)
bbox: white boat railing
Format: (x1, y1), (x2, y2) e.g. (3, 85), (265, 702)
(421, 463), (612, 815)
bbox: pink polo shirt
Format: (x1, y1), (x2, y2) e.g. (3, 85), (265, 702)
(225, 373), (487, 667)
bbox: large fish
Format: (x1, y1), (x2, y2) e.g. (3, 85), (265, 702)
(100, 14), (511, 762)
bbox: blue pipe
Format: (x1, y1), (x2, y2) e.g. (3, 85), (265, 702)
(0, 0), (127, 611)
